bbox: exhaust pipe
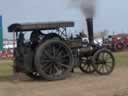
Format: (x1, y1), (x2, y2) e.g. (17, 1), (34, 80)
(86, 18), (94, 44)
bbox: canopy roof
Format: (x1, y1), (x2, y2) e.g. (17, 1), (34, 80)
(8, 21), (74, 32)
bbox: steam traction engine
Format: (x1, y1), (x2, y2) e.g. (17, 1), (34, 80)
(8, 19), (115, 81)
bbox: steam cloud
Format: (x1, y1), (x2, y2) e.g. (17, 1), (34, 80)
(80, 0), (96, 18)
(70, 0), (96, 18)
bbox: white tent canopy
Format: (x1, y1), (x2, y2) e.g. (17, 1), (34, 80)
(3, 44), (16, 49)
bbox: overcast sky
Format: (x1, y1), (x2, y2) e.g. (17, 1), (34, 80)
(0, 0), (128, 39)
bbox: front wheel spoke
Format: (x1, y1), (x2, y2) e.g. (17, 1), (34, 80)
(100, 53), (105, 60)
(106, 64), (112, 69)
(106, 60), (113, 64)
(103, 65), (107, 73)
(83, 64), (88, 69)
(103, 53), (107, 61)
(105, 55), (111, 60)
(89, 65), (93, 70)
(88, 65), (91, 71)
(99, 64), (104, 72)
(88, 66), (91, 71)
(97, 64), (101, 71)
(105, 64), (110, 72)
(100, 65), (104, 72)
(103, 65), (107, 72)
(86, 65), (90, 71)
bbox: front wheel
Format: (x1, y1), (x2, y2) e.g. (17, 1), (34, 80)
(92, 49), (115, 75)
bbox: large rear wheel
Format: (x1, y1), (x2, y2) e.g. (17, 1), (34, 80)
(35, 40), (73, 81)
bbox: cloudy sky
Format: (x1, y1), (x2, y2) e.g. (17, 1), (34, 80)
(0, 0), (128, 39)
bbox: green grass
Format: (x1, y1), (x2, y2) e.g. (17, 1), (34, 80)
(0, 60), (13, 76)
(114, 52), (128, 66)
(0, 51), (127, 77)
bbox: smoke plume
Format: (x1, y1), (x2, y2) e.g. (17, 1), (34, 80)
(70, 0), (96, 18)
(80, 0), (96, 18)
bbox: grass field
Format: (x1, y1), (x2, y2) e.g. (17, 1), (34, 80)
(114, 52), (128, 65)
(0, 51), (127, 77)
(0, 60), (13, 76)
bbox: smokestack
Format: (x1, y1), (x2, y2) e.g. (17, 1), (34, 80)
(80, 0), (95, 44)
(86, 18), (94, 44)
(69, 0), (96, 44)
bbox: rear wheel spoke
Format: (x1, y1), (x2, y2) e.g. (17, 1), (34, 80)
(58, 63), (69, 69)
(59, 54), (69, 58)
(41, 59), (51, 64)
(55, 45), (62, 55)
(54, 64), (60, 73)
(52, 45), (56, 56)
(44, 50), (52, 59)
(43, 64), (51, 71)
(48, 65), (53, 74)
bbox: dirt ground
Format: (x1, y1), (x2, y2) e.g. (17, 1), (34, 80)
(0, 66), (128, 96)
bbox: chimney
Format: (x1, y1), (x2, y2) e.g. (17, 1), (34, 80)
(86, 18), (94, 44)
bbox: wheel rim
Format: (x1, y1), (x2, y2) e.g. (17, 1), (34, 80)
(93, 50), (115, 75)
(36, 41), (73, 80)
